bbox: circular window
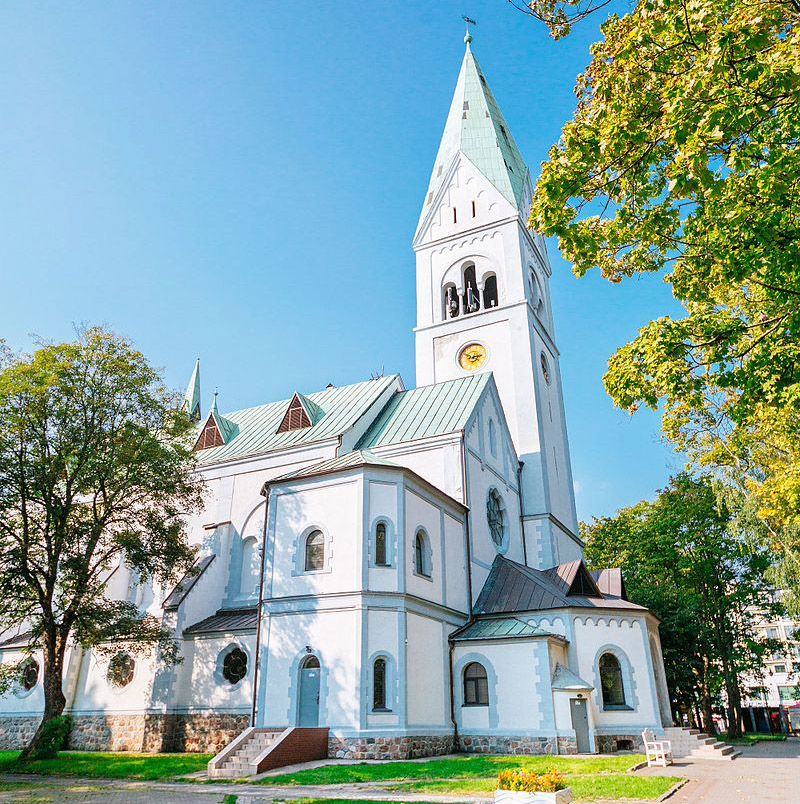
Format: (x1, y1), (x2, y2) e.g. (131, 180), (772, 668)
(487, 490), (505, 546)
(107, 653), (135, 688)
(540, 352), (551, 385)
(20, 659), (39, 691)
(458, 342), (487, 371)
(222, 647), (248, 685)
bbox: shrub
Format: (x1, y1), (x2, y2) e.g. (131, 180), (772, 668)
(497, 769), (567, 793)
(30, 715), (73, 760)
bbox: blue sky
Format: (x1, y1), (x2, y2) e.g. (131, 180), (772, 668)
(0, 1), (683, 521)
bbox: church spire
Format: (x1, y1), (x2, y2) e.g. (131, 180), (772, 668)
(182, 358), (202, 422)
(417, 40), (530, 234)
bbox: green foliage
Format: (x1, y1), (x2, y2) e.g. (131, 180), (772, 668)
(582, 473), (781, 734)
(27, 716), (73, 761)
(0, 326), (204, 754)
(527, 0), (800, 597)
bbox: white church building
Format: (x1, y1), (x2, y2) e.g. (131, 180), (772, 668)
(0, 38), (673, 759)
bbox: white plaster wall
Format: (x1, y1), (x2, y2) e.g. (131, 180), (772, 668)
(374, 438), (464, 503)
(405, 613), (448, 727)
(71, 648), (157, 714)
(177, 635), (255, 713)
(405, 489), (445, 604)
(365, 608), (401, 729)
(572, 615), (660, 731)
(268, 478), (362, 599)
(259, 608), (360, 729)
(367, 478), (400, 592)
(444, 512), (469, 614)
(0, 647), (46, 716)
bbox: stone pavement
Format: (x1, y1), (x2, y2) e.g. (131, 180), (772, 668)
(636, 737), (798, 804)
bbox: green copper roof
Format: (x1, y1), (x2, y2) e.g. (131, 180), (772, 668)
(418, 43), (530, 230)
(182, 359), (202, 422)
(271, 450), (401, 484)
(193, 375), (400, 465)
(450, 616), (553, 642)
(208, 393), (238, 444)
(357, 374), (491, 449)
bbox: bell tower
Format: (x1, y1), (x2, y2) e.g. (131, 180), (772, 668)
(413, 35), (582, 568)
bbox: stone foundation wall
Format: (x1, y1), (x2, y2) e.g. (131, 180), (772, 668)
(329, 734), (455, 760)
(0, 716), (40, 749)
(459, 734), (570, 755)
(0, 713), (249, 753)
(595, 733), (643, 753)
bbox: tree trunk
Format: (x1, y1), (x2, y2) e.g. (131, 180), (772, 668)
(19, 631), (67, 760)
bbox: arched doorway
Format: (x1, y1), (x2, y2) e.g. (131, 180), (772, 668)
(298, 655), (321, 726)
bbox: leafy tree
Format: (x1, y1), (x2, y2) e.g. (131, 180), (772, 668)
(523, 0), (800, 600)
(583, 473), (781, 735)
(0, 327), (202, 758)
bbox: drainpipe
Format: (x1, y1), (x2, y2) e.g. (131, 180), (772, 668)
(250, 484), (271, 726)
(448, 639), (460, 752)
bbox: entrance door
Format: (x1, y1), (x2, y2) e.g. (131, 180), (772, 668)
(570, 698), (591, 753)
(298, 656), (321, 726)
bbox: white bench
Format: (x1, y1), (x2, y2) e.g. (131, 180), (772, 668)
(642, 729), (673, 767)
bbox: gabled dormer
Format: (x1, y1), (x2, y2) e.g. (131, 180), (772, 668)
(276, 392), (324, 434)
(194, 393), (238, 451)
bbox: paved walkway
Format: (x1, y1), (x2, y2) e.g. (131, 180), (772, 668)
(636, 737), (798, 804)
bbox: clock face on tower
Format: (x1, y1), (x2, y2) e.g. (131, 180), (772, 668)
(458, 343), (487, 371)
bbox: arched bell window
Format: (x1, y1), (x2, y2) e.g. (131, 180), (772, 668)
(443, 283), (460, 319)
(462, 264), (480, 314)
(463, 661), (489, 705)
(599, 652), (626, 707)
(304, 530), (325, 572)
(483, 274), (498, 309)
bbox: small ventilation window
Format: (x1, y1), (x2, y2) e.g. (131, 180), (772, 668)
(437, 164), (443, 177)
(499, 125), (510, 144)
(463, 101), (469, 110)
(453, 207), (457, 224)
(427, 191), (433, 205)
(278, 394), (313, 433)
(479, 75), (487, 86)
(222, 647), (248, 685)
(472, 200), (476, 217)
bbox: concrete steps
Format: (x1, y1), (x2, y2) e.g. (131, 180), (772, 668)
(208, 726), (330, 778)
(662, 726), (741, 761)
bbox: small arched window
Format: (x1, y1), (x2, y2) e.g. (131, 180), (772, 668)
(483, 275), (498, 309)
(487, 490), (505, 546)
(305, 530), (325, 572)
(463, 661), (489, 705)
(373, 657), (388, 710)
(414, 530), (430, 577)
(443, 283), (459, 319)
(488, 419), (497, 457)
(599, 652), (626, 707)
(375, 523), (388, 566)
(462, 264), (480, 314)
(240, 537), (259, 596)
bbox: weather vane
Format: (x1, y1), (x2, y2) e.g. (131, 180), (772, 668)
(462, 14), (476, 43)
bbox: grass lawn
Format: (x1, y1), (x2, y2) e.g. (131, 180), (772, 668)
(387, 776), (677, 801)
(0, 750), (212, 780)
(719, 732), (787, 745)
(260, 753), (646, 785)
(259, 754), (679, 801)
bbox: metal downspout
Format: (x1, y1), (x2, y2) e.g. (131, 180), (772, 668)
(250, 485), (271, 726)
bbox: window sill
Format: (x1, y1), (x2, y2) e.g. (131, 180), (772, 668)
(412, 571), (433, 582)
(371, 708), (393, 713)
(462, 703), (489, 708)
(602, 704), (634, 711)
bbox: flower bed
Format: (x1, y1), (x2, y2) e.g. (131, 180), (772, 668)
(495, 770), (573, 804)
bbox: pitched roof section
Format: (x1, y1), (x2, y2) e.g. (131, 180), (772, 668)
(183, 608), (257, 636)
(182, 359), (202, 422)
(271, 450), (401, 484)
(163, 554), (215, 611)
(590, 568), (628, 600)
(357, 374), (490, 449)
(543, 560), (603, 598)
(417, 42), (530, 232)
(552, 663), (594, 691)
(450, 617), (554, 642)
(192, 375), (400, 465)
(473, 555), (648, 616)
